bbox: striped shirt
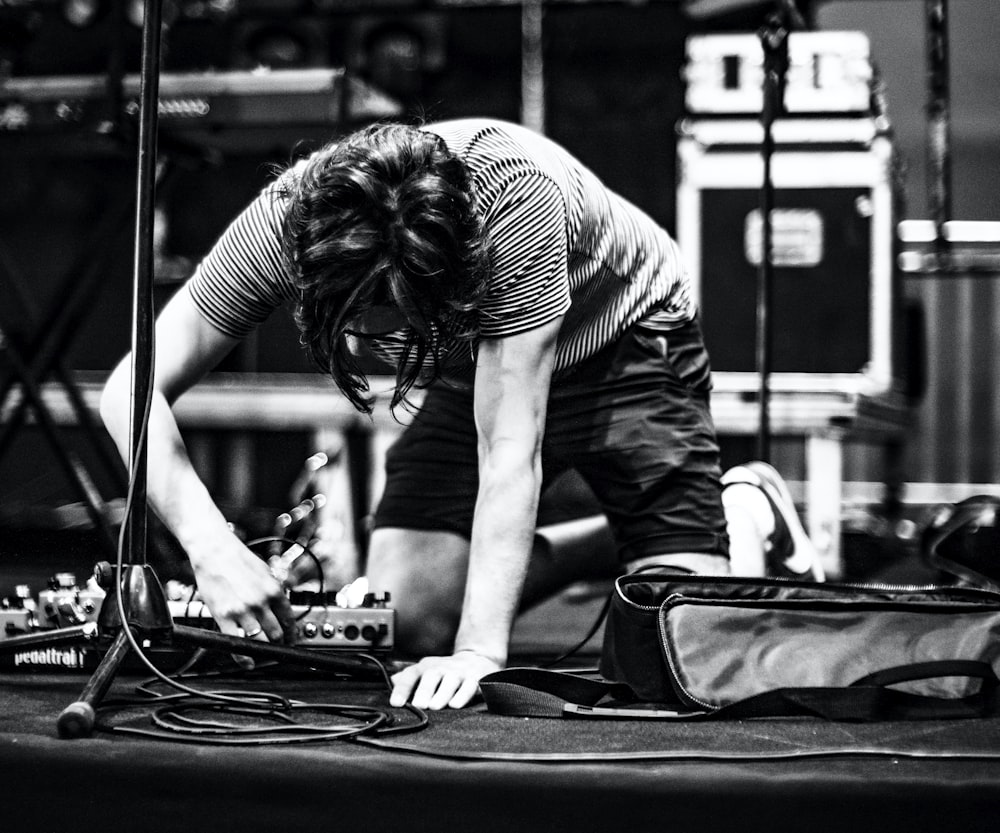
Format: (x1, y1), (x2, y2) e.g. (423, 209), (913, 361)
(187, 118), (694, 377)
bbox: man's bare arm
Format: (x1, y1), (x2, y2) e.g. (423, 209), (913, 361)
(100, 288), (295, 642)
(389, 315), (562, 709)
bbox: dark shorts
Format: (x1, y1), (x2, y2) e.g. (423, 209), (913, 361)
(372, 315), (729, 564)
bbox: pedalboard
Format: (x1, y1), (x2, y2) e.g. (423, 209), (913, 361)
(1, 574), (395, 672)
(169, 590), (394, 652)
(1, 573), (104, 636)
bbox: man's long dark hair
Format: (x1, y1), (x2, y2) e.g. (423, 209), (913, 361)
(280, 123), (491, 413)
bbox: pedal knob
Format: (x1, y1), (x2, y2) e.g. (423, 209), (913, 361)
(302, 621), (318, 639)
(93, 562), (115, 589)
(49, 572), (77, 590)
(363, 592), (391, 608)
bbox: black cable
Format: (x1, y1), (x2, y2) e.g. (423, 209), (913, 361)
(542, 593), (611, 668)
(95, 700), (407, 746)
(95, 672), (429, 746)
(542, 565), (690, 668)
(93, 622), (427, 745)
(246, 534), (327, 593)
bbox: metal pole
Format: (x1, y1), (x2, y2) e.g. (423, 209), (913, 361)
(125, 0), (164, 567)
(521, 0), (545, 134)
(756, 15), (790, 463)
(925, 0), (952, 246)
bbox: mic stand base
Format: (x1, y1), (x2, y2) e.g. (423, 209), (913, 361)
(0, 563), (385, 740)
(55, 624), (384, 739)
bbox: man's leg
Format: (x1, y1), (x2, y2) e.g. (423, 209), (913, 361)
(519, 516), (619, 607)
(369, 521), (621, 649)
(365, 527), (470, 657)
(362, 473), (793, 657)
(521, 463), (822, 584)
(722, 482), (771, 576)
(722, 461), (825, 581)
(518, 459), (821, 593)
(537, 318), (731, 587)
(625, 552), (730, 575)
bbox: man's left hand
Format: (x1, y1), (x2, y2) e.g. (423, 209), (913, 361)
(389, 651), (502, 710)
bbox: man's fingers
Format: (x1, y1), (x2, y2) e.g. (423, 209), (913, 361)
(267, 593), (298, 644)
(283, 550), (319, 588)
(218, 619), (243, 639)
(411, 669), (448, 710)
(246, 573), (298, 644)
(235, 607), (276, 640)
(449, 677), (481, 710)
(389, 664), (421, 707)
(389, 661), (487, 710)
(427, 673), (465, 711)
(254, 612), (277, 641)
(217, 620), (257, 671)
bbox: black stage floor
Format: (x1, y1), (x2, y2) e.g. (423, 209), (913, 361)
(2, 666), (1000, 833)
(3, 524), (999, 832)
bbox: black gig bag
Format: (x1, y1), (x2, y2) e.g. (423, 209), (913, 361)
(481, 575), (1000, 721)
(598, 574), (1000, 720)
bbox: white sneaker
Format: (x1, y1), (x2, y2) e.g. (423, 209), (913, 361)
(722, 461), (825, 582)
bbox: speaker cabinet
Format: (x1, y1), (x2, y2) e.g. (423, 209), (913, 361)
(676, 121), (900, 395)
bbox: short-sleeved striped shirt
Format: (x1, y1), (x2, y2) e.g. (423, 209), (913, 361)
(186, 118), (694, 377)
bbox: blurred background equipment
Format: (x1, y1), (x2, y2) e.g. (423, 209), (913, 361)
(676, 23), (910, 576)
(922, 495), (1000, 591)
(1, 0), (1000, 591)
(0, 66), (401, 154)
(678, 29), (896, 388)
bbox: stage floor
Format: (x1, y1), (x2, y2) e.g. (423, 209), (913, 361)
(2, 666), (1000, 833)
(4, 522), (997, 833)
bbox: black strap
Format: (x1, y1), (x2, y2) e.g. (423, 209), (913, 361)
(480, 661), (1000, 722)
(480, 668), (710, 719)
(479, 668), (638, 718)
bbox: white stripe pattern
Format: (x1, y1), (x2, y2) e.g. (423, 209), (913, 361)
(185, 118), (694, 374)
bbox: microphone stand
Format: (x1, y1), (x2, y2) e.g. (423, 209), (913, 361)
(0, 0), (380, 737)
(47, 0), (170, 739)
(754, 1), (799, 462)
(925, 0), (951, 256)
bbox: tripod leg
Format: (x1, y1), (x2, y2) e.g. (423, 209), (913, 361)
(57, 627), (132, 739)
(0, 623), (95, 654)
(0, 338), (118, 554)
(0, 246), (128, 488)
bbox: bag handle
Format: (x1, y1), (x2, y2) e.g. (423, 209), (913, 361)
(849, 659), (998, 690)
(846, 659), (1000, 720)
(716, 660), (1000, 722)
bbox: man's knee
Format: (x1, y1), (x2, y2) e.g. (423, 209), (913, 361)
(624, 552), (730, 576)
(366, 527), (469, 657)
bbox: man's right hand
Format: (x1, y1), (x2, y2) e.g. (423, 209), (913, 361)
(190, 535), (298, 644)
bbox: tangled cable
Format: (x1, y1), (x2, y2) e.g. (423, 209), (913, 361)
(94, 655), (428, 746)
